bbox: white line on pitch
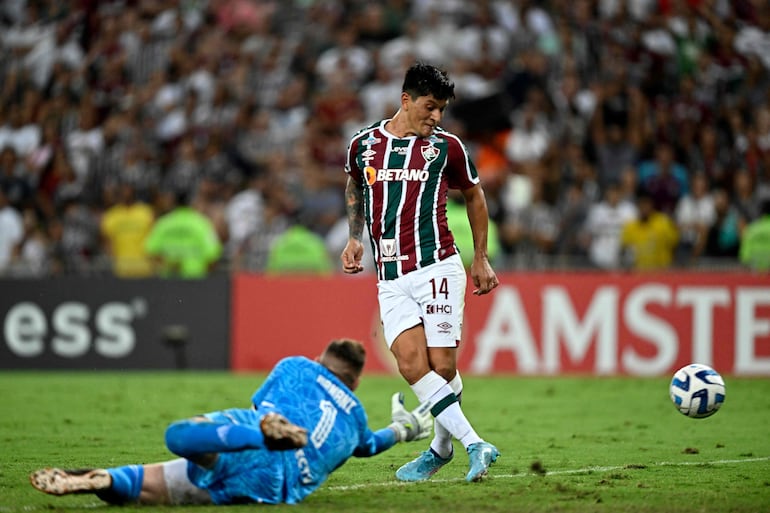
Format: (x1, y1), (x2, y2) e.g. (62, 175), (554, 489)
(325, 456), (770, 492)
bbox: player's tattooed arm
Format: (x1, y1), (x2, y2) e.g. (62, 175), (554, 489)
(345, 177), (365, 241)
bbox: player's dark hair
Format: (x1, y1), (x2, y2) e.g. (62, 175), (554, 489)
(323, 339), (366, 388)
(402, 62), (455, 101)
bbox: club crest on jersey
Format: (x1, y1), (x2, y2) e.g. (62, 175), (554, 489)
(421, 144), (440, 162)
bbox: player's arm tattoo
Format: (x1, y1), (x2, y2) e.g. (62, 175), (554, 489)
(345, 177), (365, 241)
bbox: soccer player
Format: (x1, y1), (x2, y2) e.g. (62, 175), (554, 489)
(29, 339), (432, 505)
(340, 62), (500, 482)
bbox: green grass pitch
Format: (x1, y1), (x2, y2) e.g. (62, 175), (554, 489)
(1, 371), (769, 512)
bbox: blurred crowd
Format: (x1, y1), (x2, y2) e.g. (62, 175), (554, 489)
(1, 0), (770, 278)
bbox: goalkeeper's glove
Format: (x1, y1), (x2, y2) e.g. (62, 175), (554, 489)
(388, 392), (432, 442)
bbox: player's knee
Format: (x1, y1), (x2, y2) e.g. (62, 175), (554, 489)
(432, 364), (456, 383)
(396, 358), (430, 384)
(165, 421), (193, 457)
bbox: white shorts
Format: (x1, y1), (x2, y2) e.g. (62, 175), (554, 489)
(377, 254), (466, 348)
(162, 458), (212, 505)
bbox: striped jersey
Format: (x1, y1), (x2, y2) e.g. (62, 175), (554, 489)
(345, 119), (480, 280)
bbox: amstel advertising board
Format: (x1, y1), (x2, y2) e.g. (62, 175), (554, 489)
(232, 273), (770, 376)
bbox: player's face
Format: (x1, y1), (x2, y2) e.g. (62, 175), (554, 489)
(405, 94), (448, 138)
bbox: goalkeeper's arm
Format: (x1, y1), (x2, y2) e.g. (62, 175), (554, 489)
(355, 393), (433, 456)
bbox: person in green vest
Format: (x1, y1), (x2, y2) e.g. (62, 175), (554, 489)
(446, 191), (500, 269)
(740, 199), (770, 272)
(265, 222), (333, 275)
(145, 191), (223, 278)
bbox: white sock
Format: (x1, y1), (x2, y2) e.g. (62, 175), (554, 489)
(430, 372), (463, 458)
(411, 371), (482, 451)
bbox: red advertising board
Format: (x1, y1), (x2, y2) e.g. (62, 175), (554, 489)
(231, 272), (770, 376)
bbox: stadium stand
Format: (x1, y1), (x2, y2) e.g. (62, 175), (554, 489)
(1, 0), (768, 277)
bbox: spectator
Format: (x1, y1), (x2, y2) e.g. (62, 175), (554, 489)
(732, 170), (760, 224)
(225, 172), (264, 261)
(702, 188), (742, 260)
(360, 60), (406, 124)
(550, 67), (597, 146)
(55, 198), (103, 275)
(25, 117), (59, 185)
(233, 193), (290, 273)
(269, 75), (311, 152)
(618, 164), (640, 204)
(0, 186), (23, 275)
(637, 141), (689, 215)
(3, 101), (41, 158)
(378, 16), (417, 68)
(503, 90), (552, 175)
(581, 181), (637, 269)
(499, 178), (560, 269)
(65, 102), (104, 184)
(162, 135), (200, 204)
(674, 172), (716, 264)
(685, 124), (732, 193)
(589, 78), (644, 190)
(13, 207), (50, 277)
(116, 143), (162, 204)
(145, 191), (222, 279)
(315, 26), (372, 89)
(0, 146), (33, 209)
(101, 182), (155, 278)
(734, 7), (770, 71)
(264, 222), (333, 276)
(620, 189), (678, 270)
(554, 180), (592, 264)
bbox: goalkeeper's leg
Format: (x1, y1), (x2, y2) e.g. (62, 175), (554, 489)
(165, 411), (307, 463)
(29, 459), (211, 505)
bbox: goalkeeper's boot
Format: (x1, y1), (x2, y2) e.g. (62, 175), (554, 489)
(30, 468), (111, 496)
(395, 448), (453, 482)
(465, 441), (500, 482)
(260, 412), (308, 450)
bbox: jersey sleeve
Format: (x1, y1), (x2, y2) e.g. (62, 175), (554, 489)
(444, 135), (480, 190)
(352, 426), (397, 457)
(344, 136), (363, 184)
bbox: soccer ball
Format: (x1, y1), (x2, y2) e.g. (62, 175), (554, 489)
(669, 364), (726, 419)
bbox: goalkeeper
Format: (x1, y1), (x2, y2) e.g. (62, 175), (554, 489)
(29, 339), (432, 505)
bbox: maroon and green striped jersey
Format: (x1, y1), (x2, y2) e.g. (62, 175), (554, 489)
(345, 120), (480, 281)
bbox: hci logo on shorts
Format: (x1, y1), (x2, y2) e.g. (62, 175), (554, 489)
(427, 304), (452, 314)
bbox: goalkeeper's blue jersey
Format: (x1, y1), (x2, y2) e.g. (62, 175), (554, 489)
(250, 356), (384, 504)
